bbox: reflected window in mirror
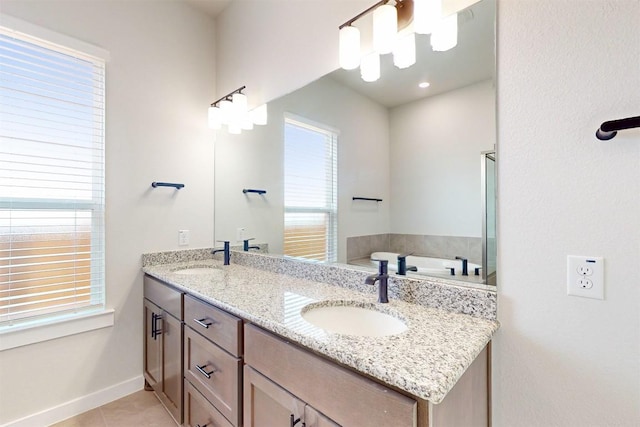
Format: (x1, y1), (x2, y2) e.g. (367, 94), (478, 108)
(284, 115), (338, 263)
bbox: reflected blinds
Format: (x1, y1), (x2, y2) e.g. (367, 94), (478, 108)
(284, 116), (338, 263)
(0, 28), (106, 327)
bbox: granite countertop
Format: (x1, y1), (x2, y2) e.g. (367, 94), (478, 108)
(143, 258), (499, 404)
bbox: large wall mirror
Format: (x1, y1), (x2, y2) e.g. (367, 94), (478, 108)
(214, 0), (496, 287)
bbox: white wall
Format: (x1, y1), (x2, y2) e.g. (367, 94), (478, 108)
(495, 0), (639, 425)
(389, 79), (495, 236)
(215, 0), (369, 107)
(214, 75), (390, 262)
(0, 1), (216, 424)
(216, 0), (640, 426)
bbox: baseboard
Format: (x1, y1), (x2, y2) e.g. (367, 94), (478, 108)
(1, 375), (144, 427)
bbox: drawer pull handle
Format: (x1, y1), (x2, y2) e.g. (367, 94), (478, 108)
(290, 414), (302, 427)
(195, 424), (208, 427)
(194, 318), (214, 329)
(196, 364), (216, 379)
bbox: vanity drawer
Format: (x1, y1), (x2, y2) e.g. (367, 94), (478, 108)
(184, 326), (242, 426)
(244, 324), (417, 427)
(185, 294), (242, 357)
(144, 275), (183, 319)
(184, 379), (234, 427)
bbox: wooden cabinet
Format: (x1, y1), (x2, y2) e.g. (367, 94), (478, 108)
(184, 379), (234, 427)
(183, 294), (243, 427)
(244, 366), (337, 427)
(243, 366), (306, 427)
(143, 276), (184, 424)
(143, 274), (490, 427)
(244, 324), (417, 427)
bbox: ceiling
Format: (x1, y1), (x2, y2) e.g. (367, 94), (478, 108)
(182, 0), (232, 18)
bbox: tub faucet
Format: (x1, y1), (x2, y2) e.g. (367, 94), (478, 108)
(365, 259), (389, 303)
(212, 240), (231, 265)
(455, 256), (468, 276)
(243, 238), (260, 252)
(396, 253), (418, 276)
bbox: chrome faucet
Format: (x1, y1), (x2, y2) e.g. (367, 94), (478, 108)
(212, 240), (231, 265)
(243, 238), (260, 252)
(365, 259), (389, 303)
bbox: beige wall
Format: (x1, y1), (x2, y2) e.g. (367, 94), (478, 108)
(0, 1), (216, 424)
(216, 0), (640, 425)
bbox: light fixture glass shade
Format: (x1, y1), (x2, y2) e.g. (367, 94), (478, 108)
(360, 52), (380, 82)
(219, 99), (233, 125)
(228, 122), (242, 134)
(208, 106), (222, 129)
(232, 92), (248, 113)
(241, 112), (254, 130)
(393, 32), (416, 69)
(373, 4), (397, 54)
(339, 25), (361, 70)
(251, 104), (268, 125)
(431, 13), (458, 51)
(414, 0), (442, 35)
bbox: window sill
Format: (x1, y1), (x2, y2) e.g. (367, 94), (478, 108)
(0, 309), (115, 351)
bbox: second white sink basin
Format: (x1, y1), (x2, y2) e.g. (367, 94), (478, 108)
(301, 303), (407, 337)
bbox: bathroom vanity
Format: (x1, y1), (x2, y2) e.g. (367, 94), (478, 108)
(142, 250), (498, 427)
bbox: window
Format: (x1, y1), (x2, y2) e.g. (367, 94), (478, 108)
(284, 115), (338, 263)
(0, 24), (106, 330)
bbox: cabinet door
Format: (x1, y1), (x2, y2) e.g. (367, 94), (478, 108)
(305, 406), (340, 427)
(160, 311), (183, 423)
(244, 366), (305, 427)
(184, 379), (233, 427)
(143, 299), (162, 389)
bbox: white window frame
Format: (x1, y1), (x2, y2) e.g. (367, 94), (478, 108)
(283, 113), (338, 263)
(0, 16), (112, 351)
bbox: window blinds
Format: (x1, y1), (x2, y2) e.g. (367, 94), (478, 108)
(284, 116), (338, 263)
(0, 29), (106, 327)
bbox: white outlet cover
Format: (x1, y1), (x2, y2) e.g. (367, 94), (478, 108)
(179, 229), (189, 246)
(567, 255), (604, 300)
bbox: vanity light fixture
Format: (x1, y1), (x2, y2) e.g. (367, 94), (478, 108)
(413, 0), (441, 34)
(361, 51), (381, 82)
(373, 3), (398, 55)
(208, 86), (268, 133)
(431, 12), (458, 51)
(338, 0), (460, 83)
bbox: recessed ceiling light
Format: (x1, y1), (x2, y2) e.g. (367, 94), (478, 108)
(418, 81), (430, 88)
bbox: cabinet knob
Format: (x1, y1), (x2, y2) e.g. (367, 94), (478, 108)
(195, 364), (216, 379)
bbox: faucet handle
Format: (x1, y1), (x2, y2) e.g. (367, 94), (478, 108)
(397, 253), (413, 259)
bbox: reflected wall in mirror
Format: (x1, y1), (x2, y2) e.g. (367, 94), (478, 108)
(214, 0), (496, 286)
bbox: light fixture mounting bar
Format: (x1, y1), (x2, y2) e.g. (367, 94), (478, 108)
(210, 85), (247, 107)
(339, 0), (390, 29)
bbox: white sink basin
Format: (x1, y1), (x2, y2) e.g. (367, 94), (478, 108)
(172, 267), (222, 275)
(301, 303), (407, 337)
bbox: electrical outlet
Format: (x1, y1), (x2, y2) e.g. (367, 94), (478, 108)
(179, 230), (189, 246)
(567, 256), (604, 299)
(236, 227), (245, 242)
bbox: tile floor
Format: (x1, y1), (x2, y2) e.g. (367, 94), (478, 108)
(50, 390), (176, 427)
